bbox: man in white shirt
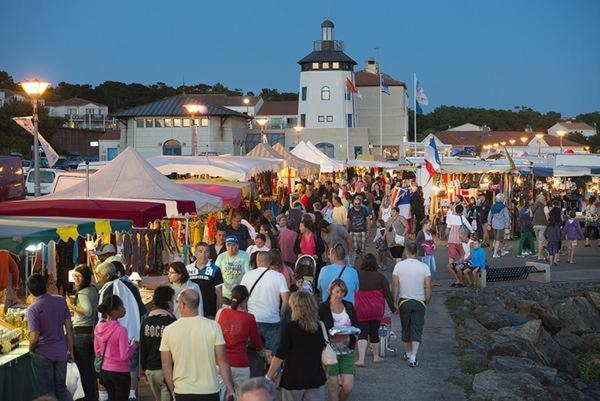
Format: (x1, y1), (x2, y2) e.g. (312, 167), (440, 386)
(246, 233), (270, 255)
(240, 251), (289, 353)
(391, 240), (432, 368)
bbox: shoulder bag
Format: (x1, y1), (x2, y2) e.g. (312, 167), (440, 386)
(248, 268), (270, 298)
(319, 321), (337, 366)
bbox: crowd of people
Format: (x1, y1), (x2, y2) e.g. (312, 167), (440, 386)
(23, 171), (599, 401)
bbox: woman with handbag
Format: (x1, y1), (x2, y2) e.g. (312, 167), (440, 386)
(318, 279), (359, 401)
(66, 265), (98, 401)
(94, 295), (138, 401)
(265, 291), (327, 401)
(385, 207), (408, 259)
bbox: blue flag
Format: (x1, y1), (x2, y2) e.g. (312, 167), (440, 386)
(416, 79), (429, 106)
(381, 77), (390, 95)
(416, 102), (423, 115)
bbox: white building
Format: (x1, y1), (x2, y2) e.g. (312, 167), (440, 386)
(548, 121), (597, 138)
(0, 89), (26, 107)
(447, 123), (482, 131)
(98, 130), (120, 161)
(46, 98), (111, 130)
(113, 94), (250, 158)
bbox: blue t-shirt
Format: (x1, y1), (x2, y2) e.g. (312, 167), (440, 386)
(317, 263), (359, 303)
(470, 247), (486, 269)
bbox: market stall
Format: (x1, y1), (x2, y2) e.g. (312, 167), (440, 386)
(291, 141), (345, 173)
(271, 143), (321, 177)
(174, 178), (255, 198)
(178, 183), (243, 208)
(48, 147), (223, 214)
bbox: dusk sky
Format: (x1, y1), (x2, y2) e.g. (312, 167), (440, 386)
(2, 0), (599, 116)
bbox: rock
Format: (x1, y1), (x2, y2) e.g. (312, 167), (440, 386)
(580, 333), (600, 354)
(505, 311), (530, 327)
(486, 333), (549, 365)
(474, 306), (510, 330)
(550, 347), (580, 378)
(553, 297), (600, 334)
(546, 385), (595, 401)
(472, 370), (547, 400)
(490, 356), (558, 385)
(542, 329), (561, 362)
(530, 302), (563, 334)
(513, 299), (539, 314)
(464, 317), (489, 335)
(586, 291), (600, 310)
(459, 351), (489, 374)
(554, 329), (584, 352)
(497, 319), (543, 346)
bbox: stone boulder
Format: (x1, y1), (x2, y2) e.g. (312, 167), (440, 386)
(472, 370), (547, 400)
(512, 299), (539, 314)
(546, 385), (595, 401)
(553, 297), (600, 334)
(497, 319), (543, 346)
(554, 329), (584, 352)
(486, 332), (549, 365)
(550, 347), (580, 378)
(530, 302), (563, 334)
(580, 333), (600, 354)
(474, 306), (510, 330)
(490, 356), (557, 385)
(586, 291), (600, 310)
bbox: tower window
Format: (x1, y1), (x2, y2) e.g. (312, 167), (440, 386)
(301, 87), (307, 101)
(322, 62), (330, 69)
(347, 114), (353, 128)
(321, 86), (330, 101)
(318, 116), (325, 122)
(332, 62), (339, 69)
(312, 62), (319, 69)
(300, 114), (306, 127)
(327, 116), (333, 122)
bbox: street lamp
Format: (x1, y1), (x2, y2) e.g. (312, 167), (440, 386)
(293, 125), (303, 144)
(535, 133), (545, 157)
(243, 98), (250, 128)
(557, 131), (566, 152)
(256, 117), (269, 144)
(509, 139), (516, 156)
(184, 103), (207, 155)
(20, 79), (50, 197)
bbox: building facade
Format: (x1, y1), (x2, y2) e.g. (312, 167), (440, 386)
(46, 97), (112, 130)
(0, 89), (26, 107)
(548, 121), (597, 138)
(113, 94), (250, 158)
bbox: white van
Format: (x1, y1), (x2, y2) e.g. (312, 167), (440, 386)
(25, 168), (64, 196)
(51, 171), (87, 193)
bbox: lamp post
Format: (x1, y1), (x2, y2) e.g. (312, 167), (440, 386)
(184, 103), (207, 155)
(256, 117), (269, 145)
(535, 133), (544, 157)
(509, 139), (516, 157)
(243, 98), (250, 129)
(557, 131), (565, 152)
(20, 79), (50, 197)
(293, 125), (303, 144)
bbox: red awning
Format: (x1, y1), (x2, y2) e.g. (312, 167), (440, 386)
(0, 199), (167, 227)
(179, 184), (243, 208)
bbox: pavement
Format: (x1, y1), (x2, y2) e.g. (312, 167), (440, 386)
(138, 238), (600, 401)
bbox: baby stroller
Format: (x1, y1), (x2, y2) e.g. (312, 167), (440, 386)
(294, 254), (317, 294)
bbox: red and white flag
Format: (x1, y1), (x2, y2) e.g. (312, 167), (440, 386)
(345, 78), (362, 99)
(13, 116), (59, 167)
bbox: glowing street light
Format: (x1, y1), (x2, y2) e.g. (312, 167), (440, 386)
(293, 125), (304, 144)
(256, 117), (269, 144)
(509, 139), (516, 156)
(535, 133), (545, 157)
(184, 103), (207, 155)
(20, 79), (50, 197)
(557, 131), (566, 152)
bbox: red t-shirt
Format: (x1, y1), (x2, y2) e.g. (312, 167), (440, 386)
(217, 308), (263, 367)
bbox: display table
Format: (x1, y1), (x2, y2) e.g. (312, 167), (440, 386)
(0, 342), (41, 401)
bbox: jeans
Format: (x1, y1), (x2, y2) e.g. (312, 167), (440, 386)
(99, 369), (130, 401)
(421, 255), (437, 279)
(257, 322), (281, 352)
(517, 232), (537, 256)
(73, 328), (97, 401)
(30, 352), (73, 401)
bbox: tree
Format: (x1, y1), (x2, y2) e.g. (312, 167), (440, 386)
(0, 71), (18, 91)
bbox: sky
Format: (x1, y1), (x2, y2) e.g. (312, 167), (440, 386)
(2, 0), (599, 116)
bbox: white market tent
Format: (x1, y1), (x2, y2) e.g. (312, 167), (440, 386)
(147, 155), (284, 182)
(345, 159), (402, 169)
(49, 147), (223, 214)
(291, 141), (345, 173)
(249, 142), (320, 177)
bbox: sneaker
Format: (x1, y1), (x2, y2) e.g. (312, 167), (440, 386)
(389, 331), (397, 340)
(409, 359), (419, 367)
(517, 254), (524, 258)
(501, 250), (509, 256)
(492, 254), (500, 258)
(402, 352), (409, 361)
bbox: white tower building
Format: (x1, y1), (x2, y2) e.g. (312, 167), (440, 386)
(297, 20), (357, 129)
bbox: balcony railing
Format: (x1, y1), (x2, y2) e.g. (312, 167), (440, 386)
(64, 114), (108, 120)
(313, 40), (344, 51)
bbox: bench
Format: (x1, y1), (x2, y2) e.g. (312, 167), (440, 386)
(477, 261), (551, 288)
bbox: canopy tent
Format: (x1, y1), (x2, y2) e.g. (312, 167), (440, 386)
(178, 183), (243, 208)
(48, 147), (222, 214)
(0, 216), (132, 254)
(250, 143), (321, 178)
(532, 166), (593, 177)
(345, 159), (403, 169)
(174, 178), (255, 198)
(148, 155), (283, 181)
(290, 141), (345, 173)
(0, 199), (167, 227)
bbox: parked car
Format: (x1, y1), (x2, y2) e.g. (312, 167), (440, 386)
(0, 156), (26, 201)
(25, 168), (64, 196)
(21, 159), (32, 173)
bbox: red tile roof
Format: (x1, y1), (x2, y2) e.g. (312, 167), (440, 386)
(256, 100), (298, 116)
(99, 130), (120, 141)
(354, 71), (407, 88)
(433, 131), (583, 148)
(557, 121), (594, 131)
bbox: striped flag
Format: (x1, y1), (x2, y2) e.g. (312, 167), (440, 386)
(13, 116), (59, 167)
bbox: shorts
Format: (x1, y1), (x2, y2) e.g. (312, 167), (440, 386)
(328, 352), (355, 376)
(568, 240), (577, 246)
(447, 243), (464, 260)
(130, 344), (139, 371)
(399, 299), (426, 343)
(351, 232), (367, 253)
(358, 320), (380, 343)
(533, 225), (546, 248)
(493, 229), (505, 241)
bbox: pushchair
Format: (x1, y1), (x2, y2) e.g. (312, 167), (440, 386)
(294, 254), (317, 294)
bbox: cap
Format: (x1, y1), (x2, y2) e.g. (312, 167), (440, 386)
(96, 243), (116, 256)
(225, 235), (238, 244)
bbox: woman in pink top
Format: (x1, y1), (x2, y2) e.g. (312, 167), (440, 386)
(94, 295), (138, 401)
(294, 218), (324, 258)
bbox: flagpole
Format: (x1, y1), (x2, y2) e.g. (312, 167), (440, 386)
(413, 73), (417, 157)
(345, 85), (349, 160)
(379, 66), (383, 158)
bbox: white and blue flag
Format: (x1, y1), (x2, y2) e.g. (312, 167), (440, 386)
(416, 79), (429, 106)
(381, 77), (390, 95)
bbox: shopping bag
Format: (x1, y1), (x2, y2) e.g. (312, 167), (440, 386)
(66, 362), (85, 400)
